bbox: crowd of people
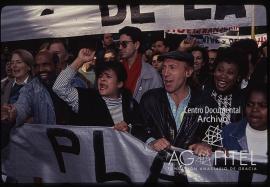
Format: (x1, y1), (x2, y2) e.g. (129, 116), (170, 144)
(1, 26), (268, 160)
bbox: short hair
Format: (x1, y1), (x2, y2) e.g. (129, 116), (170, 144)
(231, 39), (259, 66)
(119, 26), (142, 44)
(48, 38), (68, 52)
(245, 83), (267, 106)
(214, 47), (249, 80)
(95, 61), (127, 83)
(38, 42), (50, 52)
(11, 49), (34, 69)
(35, 50), (54, 64)
(154, 37), (170, 48)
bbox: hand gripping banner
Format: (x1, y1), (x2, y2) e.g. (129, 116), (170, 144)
(1, 124), (267, 184)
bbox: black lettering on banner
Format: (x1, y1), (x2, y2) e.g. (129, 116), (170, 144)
(47, 128), (80, 173)
(144, 150), (188, 186)
(215, 5), (246, 20)
(130, 4), (155, 24)
(93, 130), (132, 184)
(184, 5), (211, 20)
(99, 4), (127, 26)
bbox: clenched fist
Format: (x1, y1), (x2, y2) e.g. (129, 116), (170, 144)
(71, 48), (96, 70)
(178, 38), (197, 52)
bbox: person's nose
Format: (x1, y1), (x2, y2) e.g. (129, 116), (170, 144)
(162, 67), (169, 77)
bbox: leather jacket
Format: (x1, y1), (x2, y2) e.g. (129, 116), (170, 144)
(140, 88), (219, 149)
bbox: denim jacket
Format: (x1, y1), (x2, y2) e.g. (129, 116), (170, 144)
(14, 78), (56, 126)
(221, 119), (248, 151)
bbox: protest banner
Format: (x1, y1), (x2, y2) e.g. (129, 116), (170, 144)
(1, 5), (267, 41)
(167, 33), (267, 49)
(165, 26), (239, 35)
(1, 124), (267, 184)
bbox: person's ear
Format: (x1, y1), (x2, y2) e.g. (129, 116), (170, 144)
(135, 41), (140, 50)
(117, 81), (124, 88)
(64, 53), (69, 61)
(186, 66), (194, 77)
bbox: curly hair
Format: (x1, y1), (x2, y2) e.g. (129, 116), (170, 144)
(214, 47), (249, 80)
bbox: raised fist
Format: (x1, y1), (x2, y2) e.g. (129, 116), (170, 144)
(77, 48), (96, 63)
(178, 37), (198, 52)
(71, 48), (96, 70)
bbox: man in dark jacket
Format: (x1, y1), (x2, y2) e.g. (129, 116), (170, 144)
(140, 51), (218, 156)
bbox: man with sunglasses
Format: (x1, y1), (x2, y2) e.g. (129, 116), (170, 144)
(118, 26), (163, 103)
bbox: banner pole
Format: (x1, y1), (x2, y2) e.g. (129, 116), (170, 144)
(251, 5), (255, 40)
(163, 30), (166, 39)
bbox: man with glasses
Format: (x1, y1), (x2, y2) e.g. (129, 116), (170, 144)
(118, 26), (163, 102)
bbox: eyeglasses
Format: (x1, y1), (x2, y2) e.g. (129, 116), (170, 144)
(117, 41), (133, 48)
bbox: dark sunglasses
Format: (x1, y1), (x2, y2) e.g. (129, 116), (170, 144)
(117, 41), (133, 48)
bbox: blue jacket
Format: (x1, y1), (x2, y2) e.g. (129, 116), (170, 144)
(14, 78), (57, 126)
(71, 73), (88, 88)
(221, 119), (248, 152)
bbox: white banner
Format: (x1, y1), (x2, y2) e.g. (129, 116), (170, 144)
(217, 33), (267, 47)
(1, 124), (267, 184)
(173, 33), (267, 49)
(1, 5), (267, 42)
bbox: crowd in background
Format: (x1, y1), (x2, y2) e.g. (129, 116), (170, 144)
(1, 26), (268, 159)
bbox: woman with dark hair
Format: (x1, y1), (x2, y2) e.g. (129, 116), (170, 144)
(53, 48), (145, 140)
(1, 49), (33, 105)
(202, 47), (249, 127)
(189, 46), (210, 88)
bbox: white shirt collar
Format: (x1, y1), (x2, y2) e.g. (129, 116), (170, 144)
(13, 76), (29, 86)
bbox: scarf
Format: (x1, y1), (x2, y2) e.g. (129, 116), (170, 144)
(122, 54), (142, 94)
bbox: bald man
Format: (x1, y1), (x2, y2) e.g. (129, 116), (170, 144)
(1, 51), (75, 127)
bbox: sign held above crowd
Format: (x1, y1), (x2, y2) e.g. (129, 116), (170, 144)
(1, 5), (267, 41)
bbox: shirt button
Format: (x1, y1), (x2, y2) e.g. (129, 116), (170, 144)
(139, 87), (142, 91)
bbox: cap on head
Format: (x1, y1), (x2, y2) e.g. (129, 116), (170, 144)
(158, 51), (194, 66)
